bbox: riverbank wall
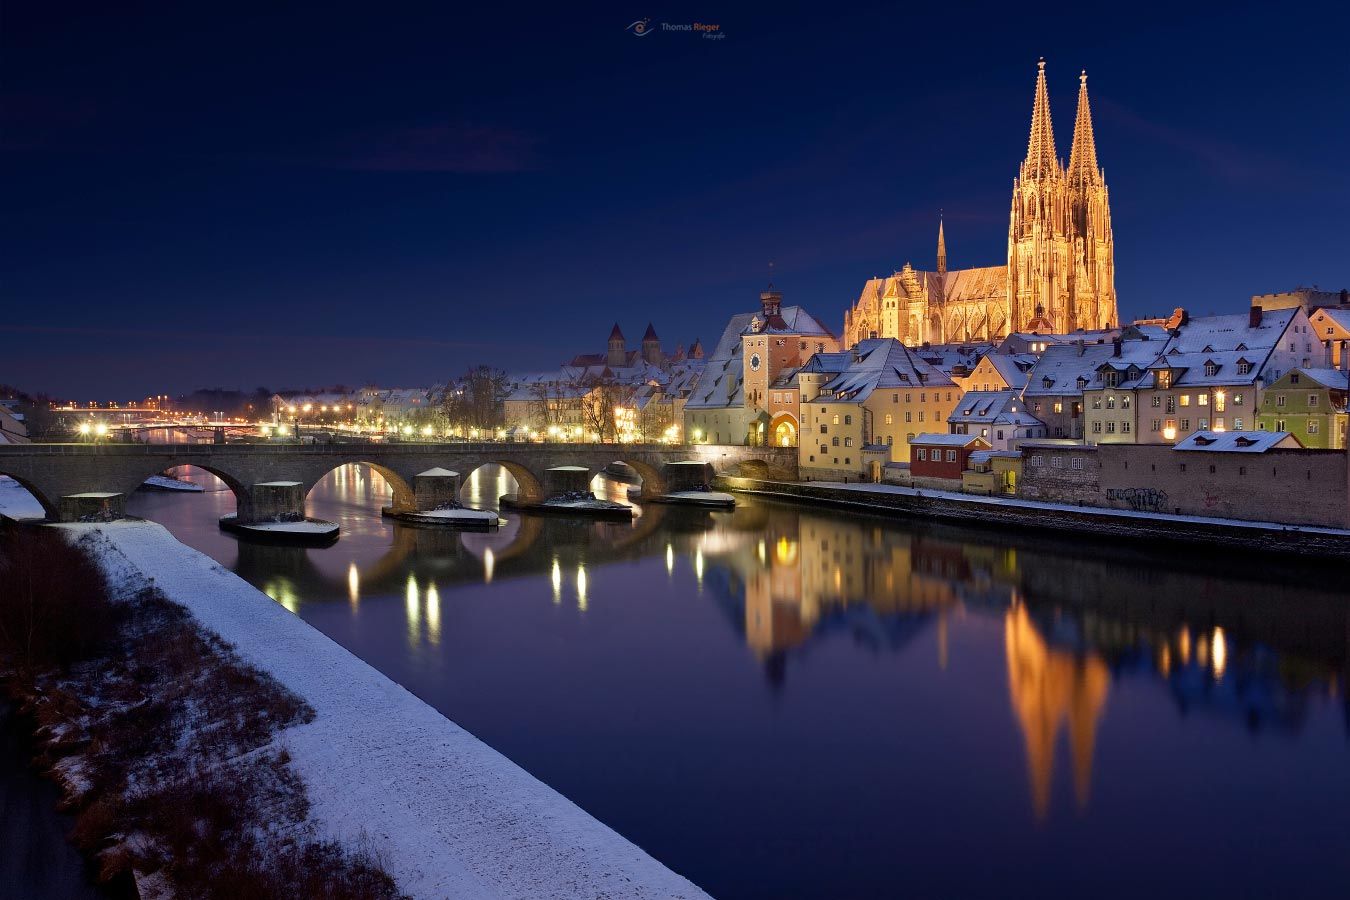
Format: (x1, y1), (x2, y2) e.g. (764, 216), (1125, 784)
(62, 521), (707, 900)
(716, 477), (1350, 559)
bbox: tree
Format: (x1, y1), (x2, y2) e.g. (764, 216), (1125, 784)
(581, 378), (635, 443)
(444, 366), (510, 433)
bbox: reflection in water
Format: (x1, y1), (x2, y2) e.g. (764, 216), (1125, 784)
(125, 463), (1350, 900)
(1004, 601), (1109, 817)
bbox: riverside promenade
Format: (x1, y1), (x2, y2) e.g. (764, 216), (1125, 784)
(719, 478), (1350, 559)
(63, 521), (708, 900)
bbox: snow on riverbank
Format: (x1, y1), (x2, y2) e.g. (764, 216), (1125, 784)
(410, 507), (500, 523)
(219, 513), (339, 535)
(0, 475), (46, 520)
(62, 521), (706, 900)
(665, 490), (736, 506)
(141, 474), (205, 492)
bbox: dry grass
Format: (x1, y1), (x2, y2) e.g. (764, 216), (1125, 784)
(0, 525), (404, 899)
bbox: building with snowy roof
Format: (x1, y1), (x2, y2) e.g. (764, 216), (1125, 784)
(797, 338), (958, 481)
(947, 390), (1047, 450)
(684, 286), (839, 447)
(1256, 365), (1349, 450)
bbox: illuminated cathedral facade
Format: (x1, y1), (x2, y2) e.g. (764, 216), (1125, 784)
(843, 61), (1118, 347)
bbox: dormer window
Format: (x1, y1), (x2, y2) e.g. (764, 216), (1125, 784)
(1237, 359), (1252, 376)
(1157, 369), (1172, 389)
(1235, 342), (1248, 351)
(1204, 361), (1218, 377)
(1042, 377), (1055, 389)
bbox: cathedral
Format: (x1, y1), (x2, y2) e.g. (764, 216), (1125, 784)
(843, 61), (1118, 347)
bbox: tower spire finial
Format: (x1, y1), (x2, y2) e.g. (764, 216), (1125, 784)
(1024, 59), (1058, 179)
(1068, 67), (1100, 187)
(936, 213), (947, 276)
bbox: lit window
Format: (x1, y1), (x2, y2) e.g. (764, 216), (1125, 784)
(945, 450), (956, 462)
(917, 448), (927, 461)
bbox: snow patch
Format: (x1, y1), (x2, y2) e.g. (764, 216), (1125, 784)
(0, 475), (46, 520)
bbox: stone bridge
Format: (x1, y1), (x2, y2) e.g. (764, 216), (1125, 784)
(0, 442), (798, 522)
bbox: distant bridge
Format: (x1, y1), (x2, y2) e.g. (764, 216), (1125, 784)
(0, 442), (797, 521)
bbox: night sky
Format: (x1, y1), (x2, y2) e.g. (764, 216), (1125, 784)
(4, 1), (1348, 399)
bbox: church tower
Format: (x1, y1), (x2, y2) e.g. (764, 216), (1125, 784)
(607, 323), (626, 369)
(1007, 60), (1074, 333)
(1066, 71), (1117, 330)
(936, 217), (947, 277)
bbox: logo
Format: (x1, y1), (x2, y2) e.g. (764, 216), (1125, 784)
(626, 18), (653, 37)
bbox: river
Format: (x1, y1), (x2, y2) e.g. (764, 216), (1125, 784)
(119, 463), (1348, 899)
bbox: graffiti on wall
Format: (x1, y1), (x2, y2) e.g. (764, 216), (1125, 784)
(1105, 486), (1169, 513)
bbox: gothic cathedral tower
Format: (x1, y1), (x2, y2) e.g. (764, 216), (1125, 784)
(1007, 61), (1117, 333)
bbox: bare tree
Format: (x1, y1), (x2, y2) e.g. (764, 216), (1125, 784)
(444, 366), (510, 433)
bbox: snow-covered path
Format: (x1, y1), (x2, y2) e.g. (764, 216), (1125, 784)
(65, 521), (707, 900)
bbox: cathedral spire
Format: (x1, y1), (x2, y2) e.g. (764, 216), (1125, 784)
(1023, 59), (1058, 179)
(1068, 69), (1101, 187)
(936, 215), (947, 276)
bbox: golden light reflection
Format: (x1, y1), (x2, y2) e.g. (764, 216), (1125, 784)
(551, 558), (562, 604)
(694, 548), (704, 586)
(665, 544), (674, 575)
(484, 548), (495, 584)
(1211, 626), (1227, 680)
(426, 583), (441, 645)
(405, 574), (420, 642)
(347, 562), (360, 607)
(576, 564), (588, 612)
(262, 577), (299, 613)
(1005, 605), (1110, 819)
(1178, 627), (1191, 664)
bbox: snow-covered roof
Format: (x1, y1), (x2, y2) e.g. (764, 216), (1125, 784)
(947, 390), (1043, 427)
(417, 467), (459, 477)
(1172, 430), (1301, 453)
(911, 432), (989, 447)
(1282, 367), (1350, 391)
(814, 339), (955, 404)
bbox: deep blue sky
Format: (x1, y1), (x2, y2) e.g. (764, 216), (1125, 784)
(4, 1), (1348, 399)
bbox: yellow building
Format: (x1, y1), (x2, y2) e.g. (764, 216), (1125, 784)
(797, 339), (960, 481)
(843, 61), (1117, 346)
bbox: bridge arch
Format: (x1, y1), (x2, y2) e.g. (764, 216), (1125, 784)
(591, 457), (668, 501)
(120, 461), (249, 514)
(459, 460), (545, 506)
(304, 461), (415, 514)
(0, 472), (58, 520)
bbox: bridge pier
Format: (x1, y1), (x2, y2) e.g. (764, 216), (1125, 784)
(59, 492), (125, 522)
(246, 481), (306, 523)
(411, 468), (461, 511)
(544, 466), (592, 500)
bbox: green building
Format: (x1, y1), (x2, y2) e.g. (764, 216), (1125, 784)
(1257, 367), (1348, 449)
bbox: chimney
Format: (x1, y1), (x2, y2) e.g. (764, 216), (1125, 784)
(1076, 341), (1085, 357)
(1342, 340), (1349, 374)
(1112, 338), (1122, 358)
(1249, 305), (1263, 328)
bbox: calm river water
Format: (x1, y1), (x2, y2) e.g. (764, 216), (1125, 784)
(121, 463), (1349, 899)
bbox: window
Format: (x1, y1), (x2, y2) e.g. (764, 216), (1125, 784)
(1199, 419), (1208, 430)
(1233, 393), (1244, 406)
(1029, 455), (1043, 467)
(1308, 420), (1320, 434)
(1107, 396), (1116, 409)
(1053, 401), (1063, 414)
(892, 393), (898, 403)
(1276, 419), (1286, 431)
(1158, 370), (1172, 389)
(917, 448), (927, 461)
(1214, 417), (1224, 430)
(1151, 396), (1161, 408)
(945, 450), (956, 462)
(1204, 362), (1217, 376)
(905, 411), (912, 423)
(1033, 402), (1043, 413)
(886, 435), (893, 445)
(844, 437), (854, 447)
(1276, 396), (1287, 407)
(1237, 361), (1251, 375)
(1198, 394), (1208, 406)
(1152, 419), (1161, 431)
(820, 444), (828, 455)
(920, 393), (927, 402)
(1092, 421), (1102, 434)
(1309, 394), (1319, 407)
(1235, 418), (1243, 430)
(1051, 456), (1064, 468)
(1122, 421), (1131, 433)
(884, 413), (893, 425)
(844, 414), (852, 425)
(833, 414), (840, 424)
(1215, 393), (1225, 412)
(1122, 396), (1131, 409)
(1290, 373), (1301, 385)
(1166, 397), (1176, 413)
(1180, 418), (1190, 431)
(1071, 457), (1084, 470)
(821, 424), (828, 434)
(905, 393), (911, 403)
(1179, 395), (1190, 407)
(832, 436), (839, 446)
(918, 411), (925, 422)
(1092, 397), (1102, 410)
(1106, 422), (1117, 433)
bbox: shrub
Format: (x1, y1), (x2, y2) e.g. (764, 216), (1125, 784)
(0, 526), (122, 672)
